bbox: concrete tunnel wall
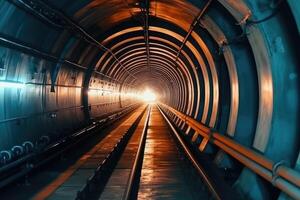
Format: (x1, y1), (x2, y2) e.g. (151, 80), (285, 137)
(0, 0), (299, 199)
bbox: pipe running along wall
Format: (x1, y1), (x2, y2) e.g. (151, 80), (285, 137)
(0, 0), (299, 199)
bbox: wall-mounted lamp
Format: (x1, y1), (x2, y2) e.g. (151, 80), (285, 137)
(0, 80), (25, 88)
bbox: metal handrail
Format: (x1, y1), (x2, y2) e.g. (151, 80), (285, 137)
(123, 105), (151, 200)
(159, 103), (300, 199)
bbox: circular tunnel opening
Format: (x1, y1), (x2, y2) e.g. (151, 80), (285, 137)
(0, 0), (299, 199)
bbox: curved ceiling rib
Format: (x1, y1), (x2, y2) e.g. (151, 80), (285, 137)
(97, 26), (208, 119)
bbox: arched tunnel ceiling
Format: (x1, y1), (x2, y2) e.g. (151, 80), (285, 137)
(0, 0), (300, 199)
(1, 0), (299, 158)
(59, 0), (262, 145)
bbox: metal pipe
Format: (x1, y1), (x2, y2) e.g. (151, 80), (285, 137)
(214, 140), (300, 200)
(0, 101), (122, 124)
(167, 104), (300, 187)
(160, 103), (300, 199)
(0, 35), (133, 86)
(143, 0), (151, 73)
(10, 0), (137, 81)
(174, 0), (213, 63)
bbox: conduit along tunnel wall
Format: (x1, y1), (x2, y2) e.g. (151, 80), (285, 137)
(0, 0), (299, 199)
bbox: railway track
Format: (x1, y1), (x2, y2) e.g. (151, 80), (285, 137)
(0, 104), (237, 199)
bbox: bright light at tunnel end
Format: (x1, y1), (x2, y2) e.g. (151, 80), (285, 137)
(87, 87), (157, 103)
(141, 89), (157, 103)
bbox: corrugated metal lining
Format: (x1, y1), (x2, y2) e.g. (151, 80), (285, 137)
(0, 0), (299, 198)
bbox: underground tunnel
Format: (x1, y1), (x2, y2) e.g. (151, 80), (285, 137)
(0, 0), (299, 199)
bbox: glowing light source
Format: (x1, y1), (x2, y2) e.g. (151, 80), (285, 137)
(0, 81), (25, 88)
(88, 88), (114, 95)
(141, 89), (156, 102)
(87, 87), (157, 103)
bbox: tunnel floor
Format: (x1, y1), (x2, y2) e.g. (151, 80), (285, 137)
(136, 106), (208, 199)
(0, 105), (216, 199)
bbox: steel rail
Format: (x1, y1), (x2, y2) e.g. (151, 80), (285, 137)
(174, 0), (213, 64)
(157, 105), (223, 200)
(123, 105), (151, 200)
(160, 103), (300, 199)
(76, 105), (148, 200)
(0, 104), (139, 189)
